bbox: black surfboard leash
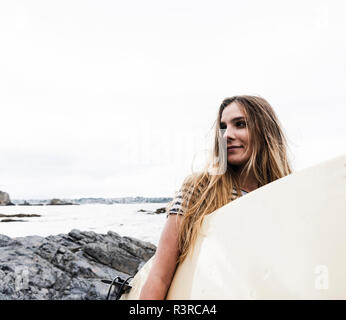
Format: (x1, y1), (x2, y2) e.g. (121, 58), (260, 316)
(102, 275), (134, 300)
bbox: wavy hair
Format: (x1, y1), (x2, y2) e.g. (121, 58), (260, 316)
(167, 95), (293, 265)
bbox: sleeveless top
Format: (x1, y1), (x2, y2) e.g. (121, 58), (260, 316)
(166, 186), (249, 218)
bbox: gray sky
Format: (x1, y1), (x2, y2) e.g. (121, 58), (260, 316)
(0, 0), (345, 199)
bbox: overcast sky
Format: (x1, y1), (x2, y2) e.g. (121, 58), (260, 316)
(0, 0), (345, 199)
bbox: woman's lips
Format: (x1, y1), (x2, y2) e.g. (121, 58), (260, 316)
(227, 146), (243, 152)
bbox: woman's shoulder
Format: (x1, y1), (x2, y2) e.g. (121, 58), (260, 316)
(165, 173), (208, 217)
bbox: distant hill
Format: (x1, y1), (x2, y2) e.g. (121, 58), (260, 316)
(11, 196), (173, 205)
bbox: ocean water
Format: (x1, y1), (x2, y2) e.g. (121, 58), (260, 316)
(0, 203), (168, 246)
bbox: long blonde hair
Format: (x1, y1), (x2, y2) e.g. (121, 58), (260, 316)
(167, 95), (293, 264)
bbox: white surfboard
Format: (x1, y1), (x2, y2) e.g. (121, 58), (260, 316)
(122, 153), (346, 299)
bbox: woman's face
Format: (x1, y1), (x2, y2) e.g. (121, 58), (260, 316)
(220, 102), (252, 166)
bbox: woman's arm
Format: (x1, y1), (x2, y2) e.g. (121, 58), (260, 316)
(139, 214), (182, 300)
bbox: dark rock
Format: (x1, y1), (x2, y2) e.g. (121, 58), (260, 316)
(0, 214), (41, 218)
(155, 207), (166, 214)
(0, 230), (156, 300)
(83, 242), (143, 275)
(19, 201), (31, 206)
(0, 191), (13, 206)
(120, 236), (156, 261)
(0, 235), (18, 247)
(138, 209), (155, 215)
(48, 199), (74, 206)
(138, 207), (166, 215)
(68, 229), (85, 241)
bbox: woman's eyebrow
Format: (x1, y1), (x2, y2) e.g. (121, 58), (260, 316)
(220, 116), (245, 124)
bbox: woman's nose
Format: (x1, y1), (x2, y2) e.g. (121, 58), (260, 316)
(222, 126), (236, 139)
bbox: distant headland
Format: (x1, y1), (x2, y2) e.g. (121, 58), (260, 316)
(1, 190), (172, 206)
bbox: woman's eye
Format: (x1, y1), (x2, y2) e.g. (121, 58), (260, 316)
(220, 121), (246, 129)
(236, 121), (246, 128)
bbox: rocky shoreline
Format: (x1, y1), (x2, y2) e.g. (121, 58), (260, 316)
(0, 229), (156, 300)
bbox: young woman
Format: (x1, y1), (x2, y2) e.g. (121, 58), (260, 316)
(139, 95), (292, 299)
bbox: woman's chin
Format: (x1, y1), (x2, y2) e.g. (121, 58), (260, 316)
(227, 157), (246, 166)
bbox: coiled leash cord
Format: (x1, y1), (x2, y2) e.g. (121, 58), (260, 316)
(103, 275), (134, 300)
